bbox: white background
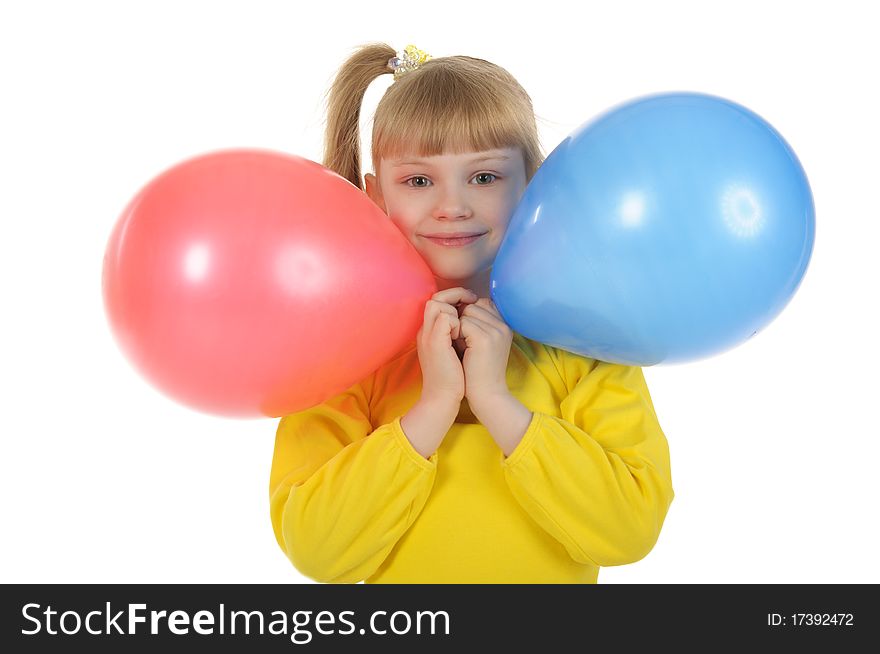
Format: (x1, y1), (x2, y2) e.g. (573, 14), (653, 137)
(2, 0), (878, 585)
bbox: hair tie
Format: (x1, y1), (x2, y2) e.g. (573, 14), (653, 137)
(388, 44), (432, 81)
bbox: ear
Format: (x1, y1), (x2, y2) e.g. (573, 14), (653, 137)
(364, 173), (387, 214)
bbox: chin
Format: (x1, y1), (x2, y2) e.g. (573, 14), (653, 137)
(426, 253), (468, 269)
(432, 266), (486, 287)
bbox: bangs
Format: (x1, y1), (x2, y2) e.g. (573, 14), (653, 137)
(372, 61), (531, 163)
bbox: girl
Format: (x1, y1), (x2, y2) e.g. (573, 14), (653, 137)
(269, 43), (674, 583)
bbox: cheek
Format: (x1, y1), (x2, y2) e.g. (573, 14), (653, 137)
(486, 233), (505, 258)
(387, 214), (416, 238)
(503, 193), (524, 227)
(488, 202), (517, 239)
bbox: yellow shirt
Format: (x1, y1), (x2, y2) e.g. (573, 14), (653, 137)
(269, 333), (674, 583)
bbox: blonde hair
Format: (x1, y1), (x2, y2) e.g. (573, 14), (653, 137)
(322, 42), (544, 192)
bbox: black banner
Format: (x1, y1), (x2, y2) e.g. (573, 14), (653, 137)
(2, 584), (875, 651)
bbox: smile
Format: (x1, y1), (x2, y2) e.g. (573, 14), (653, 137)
(421, 233), (485, 247)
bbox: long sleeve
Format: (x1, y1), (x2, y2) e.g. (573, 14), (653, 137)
(501, 355), (674, 568)
(269, 381), (438, 583)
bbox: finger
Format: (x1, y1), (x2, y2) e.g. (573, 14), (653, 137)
(423, 299), (460, 328)
(461, 302), (507, 330)
(431, 287), (478, 307)
(432, 311), (461, 342)
(459, 315), (491, 341)
(421, 308), (460, 343)
(475, 297), (504, 320)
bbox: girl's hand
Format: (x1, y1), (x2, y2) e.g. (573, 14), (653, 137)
(459, 298), (514, 409)
(416, 287), (478, 406)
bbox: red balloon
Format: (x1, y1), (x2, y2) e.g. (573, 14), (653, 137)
(102, 149), (436, 418)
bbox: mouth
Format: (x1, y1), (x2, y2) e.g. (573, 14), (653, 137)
(421, 232), (487, 247)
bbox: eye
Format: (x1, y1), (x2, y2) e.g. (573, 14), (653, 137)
(473, 173), (498, 185)
(405, 176), (431, 188)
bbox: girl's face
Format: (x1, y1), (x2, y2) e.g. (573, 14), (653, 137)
(364, 147), (527, 292)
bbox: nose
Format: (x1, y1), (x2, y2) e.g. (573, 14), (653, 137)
(431, 184), (472, 221)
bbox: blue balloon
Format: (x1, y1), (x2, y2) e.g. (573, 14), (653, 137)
(491, 92), (815, 365)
